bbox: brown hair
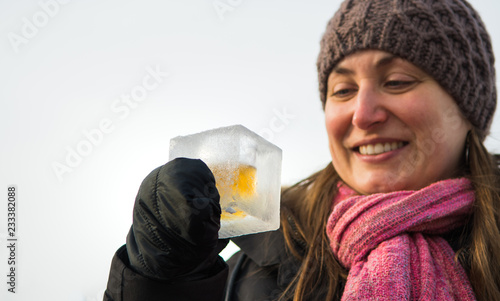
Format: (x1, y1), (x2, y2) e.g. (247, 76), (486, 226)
(466, 128), (500, 300)
(278, 163), (345, 300)
(278, 128), (500, 300)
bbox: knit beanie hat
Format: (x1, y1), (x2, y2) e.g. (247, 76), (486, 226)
(317, 0), (496, 138)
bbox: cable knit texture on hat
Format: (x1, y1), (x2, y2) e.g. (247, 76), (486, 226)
(317, 0), (496, 137)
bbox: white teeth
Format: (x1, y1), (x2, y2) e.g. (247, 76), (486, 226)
(366, 144), (374, 154)
(358, 142), (404, 155)
(374, 143), (384, 154)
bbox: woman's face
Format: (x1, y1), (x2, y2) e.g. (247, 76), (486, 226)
(325, 50), (471, 194)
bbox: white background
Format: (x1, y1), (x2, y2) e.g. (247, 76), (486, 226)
(1, 0), (499, 300)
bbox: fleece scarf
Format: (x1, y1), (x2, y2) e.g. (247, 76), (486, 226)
(326, 178), (476, 300)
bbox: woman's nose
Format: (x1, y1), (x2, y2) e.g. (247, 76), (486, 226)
(352, 85), (389, 129)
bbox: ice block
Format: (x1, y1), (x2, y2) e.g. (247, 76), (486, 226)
(168, 124), (282, 238)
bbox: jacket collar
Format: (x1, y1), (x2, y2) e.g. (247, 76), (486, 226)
(231, 229), (285, 267)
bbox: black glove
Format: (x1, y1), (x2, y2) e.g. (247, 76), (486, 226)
(126, 158), (228, 281)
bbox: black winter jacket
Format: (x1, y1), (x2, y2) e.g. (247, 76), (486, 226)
(103, 228), (302, 301)
(103, 226), (469, 300)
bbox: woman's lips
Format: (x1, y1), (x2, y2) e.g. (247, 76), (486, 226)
(358, 141), (405, 155)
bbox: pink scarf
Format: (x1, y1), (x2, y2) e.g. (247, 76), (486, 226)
(326, 178), (476, 300)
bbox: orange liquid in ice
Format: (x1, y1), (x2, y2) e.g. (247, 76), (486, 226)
(220, 209), (247, 220)
(210, 164), (256, 220)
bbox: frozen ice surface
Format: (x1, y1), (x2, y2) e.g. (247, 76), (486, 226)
(169, 125), (282, 238)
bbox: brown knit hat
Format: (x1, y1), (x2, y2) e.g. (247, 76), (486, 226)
(317, 0), (496, 138)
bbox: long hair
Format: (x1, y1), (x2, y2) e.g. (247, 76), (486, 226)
(278, 128), (500, 301)
(278, 163), (345, 300)
(466, 128), (500, 300)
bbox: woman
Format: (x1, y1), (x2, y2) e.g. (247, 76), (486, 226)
(104, 0), (500, 300)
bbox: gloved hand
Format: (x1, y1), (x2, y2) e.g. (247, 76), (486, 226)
(126, 158), (228, 281)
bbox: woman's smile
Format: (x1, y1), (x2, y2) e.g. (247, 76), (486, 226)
(354, 140), (406, 156)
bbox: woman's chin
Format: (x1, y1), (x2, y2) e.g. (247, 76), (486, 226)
(351, 177), (426, 195)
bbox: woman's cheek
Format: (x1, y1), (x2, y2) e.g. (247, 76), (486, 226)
(325, 104), (351, 142)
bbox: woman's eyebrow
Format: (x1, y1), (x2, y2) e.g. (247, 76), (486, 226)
(375, 55), (397, 69)
(332, 65), (354, 75)
(332, 54), (398, 75)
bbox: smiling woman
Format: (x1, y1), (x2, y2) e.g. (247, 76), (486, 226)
(325, 51), (471, 194)
(103, 0), (500, 300)
(284, 0), (500, 299)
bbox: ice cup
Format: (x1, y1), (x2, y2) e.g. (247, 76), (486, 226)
(168, 124), (282, 238)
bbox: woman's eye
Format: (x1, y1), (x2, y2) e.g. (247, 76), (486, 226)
(385, 80), (414, 89)
(331, 86), (357, 98)
(333, 89), (352, 96)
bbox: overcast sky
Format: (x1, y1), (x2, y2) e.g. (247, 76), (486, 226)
(1, 1), (499, 300)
